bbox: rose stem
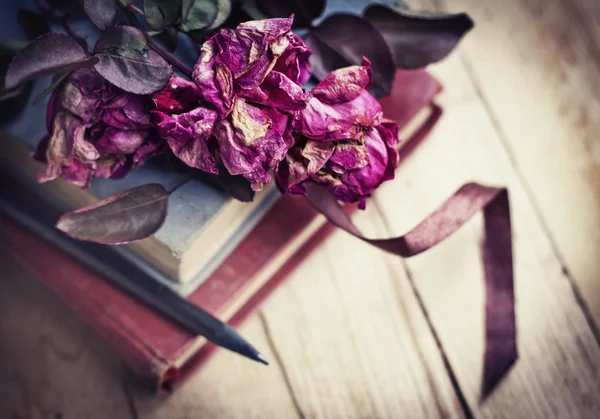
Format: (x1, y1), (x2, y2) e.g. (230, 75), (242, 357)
(147, 37), (194, 78)
(169, 177), (194, 194)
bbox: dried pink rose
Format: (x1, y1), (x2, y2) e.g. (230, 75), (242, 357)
(155, 17), (312, 191)
(35, 67), (165, 188)
(277, 60), (400, 208)
(152, 74), (296, 190)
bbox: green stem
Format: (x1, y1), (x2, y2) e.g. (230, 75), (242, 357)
(169, 177), (194, 194)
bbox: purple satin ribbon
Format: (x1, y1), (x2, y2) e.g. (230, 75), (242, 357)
(305, 182), (517, 398)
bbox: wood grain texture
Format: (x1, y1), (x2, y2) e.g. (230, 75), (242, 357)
(258, 208), (465, 419)
(371, 25), (600, 419)
(436, 0), (600, 326)
(3, 0), (600, 417)
(0, 254), (135, 419)
(128, 317), (301, 419)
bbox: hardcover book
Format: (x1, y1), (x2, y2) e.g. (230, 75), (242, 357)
(0, 66), (442, 390)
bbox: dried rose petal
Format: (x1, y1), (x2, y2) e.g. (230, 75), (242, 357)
(95, 127), (147, 155)
(214, 99), (293, 190)
(237, 71), (310, 112)
(152, 106), (218, 173)
(311, 59), (372, 104)
(192, 16), (311, 117)
(217, 17), (293, 89)
(273, 34), (312, 86)
(326, 123), (399, 208)
(292, 59), (381, 142)
(192, 38), (234, 118)
(293, 89), (382, 142)
(153, 76), (201, 114)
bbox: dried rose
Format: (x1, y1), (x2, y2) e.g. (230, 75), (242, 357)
(152, 75), (296, 190)
(35, 67), (165, 188)
(155, 17), (311, 191)
(277, 60), (400, 208)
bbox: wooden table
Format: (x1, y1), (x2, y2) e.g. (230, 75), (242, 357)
(3, 0), (600, 417)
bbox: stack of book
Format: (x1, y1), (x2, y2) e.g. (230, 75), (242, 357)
(0, 65), (441, 391)
(0, 1), (443, 393)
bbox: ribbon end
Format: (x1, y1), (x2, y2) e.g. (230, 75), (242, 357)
(480, 349), (518, 402)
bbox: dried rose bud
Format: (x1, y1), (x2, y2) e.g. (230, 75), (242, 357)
(277, 60), (400, 208)
(35, 67), (165, 188)
(192, 16), (311, 118)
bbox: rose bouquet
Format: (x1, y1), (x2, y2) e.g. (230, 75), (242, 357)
(1, 0), (515, 398)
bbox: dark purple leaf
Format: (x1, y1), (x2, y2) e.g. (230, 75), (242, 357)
(4, 33), (97, 90)
(56, 183), (170, 244)
(305, 14), (395, 98)
(93, 26), (172, 94)
(179, 0), (219, 32)
(363, 4), (473, 69)
(82, 0), (117, 30)
(17, 9), (51, 41)
(217, 166), (255, 202)
(255, 0), (324, 26)
(144, 0), (182, 30)
(94, 25), (147, 53)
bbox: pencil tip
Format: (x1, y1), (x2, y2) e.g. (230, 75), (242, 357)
(256, 352), (269, 365)
(215, 324), (269, 366)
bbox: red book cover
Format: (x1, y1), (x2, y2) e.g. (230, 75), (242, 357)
(0, 69), (441, 392)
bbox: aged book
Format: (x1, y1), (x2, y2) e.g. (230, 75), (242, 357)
(0, 65), (442, 390)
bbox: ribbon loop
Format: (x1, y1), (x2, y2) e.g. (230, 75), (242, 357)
(306, 182), (517, 399)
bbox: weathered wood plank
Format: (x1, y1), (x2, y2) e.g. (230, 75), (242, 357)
(438, 0), (600, 326)
(259, 209), (466, 419)
(0, 253), (135, 419)
(129, 315), (301, 419)
(0, 250), (301, 419)
(372, 40), (600, 417)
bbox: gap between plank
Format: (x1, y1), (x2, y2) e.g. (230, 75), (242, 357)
(121, 369), (140, 419)
(372, 197), (475, 419)
(558, 0), (600, 71)
(454, 48), (600, 350)
(258, 310), (307, 419)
